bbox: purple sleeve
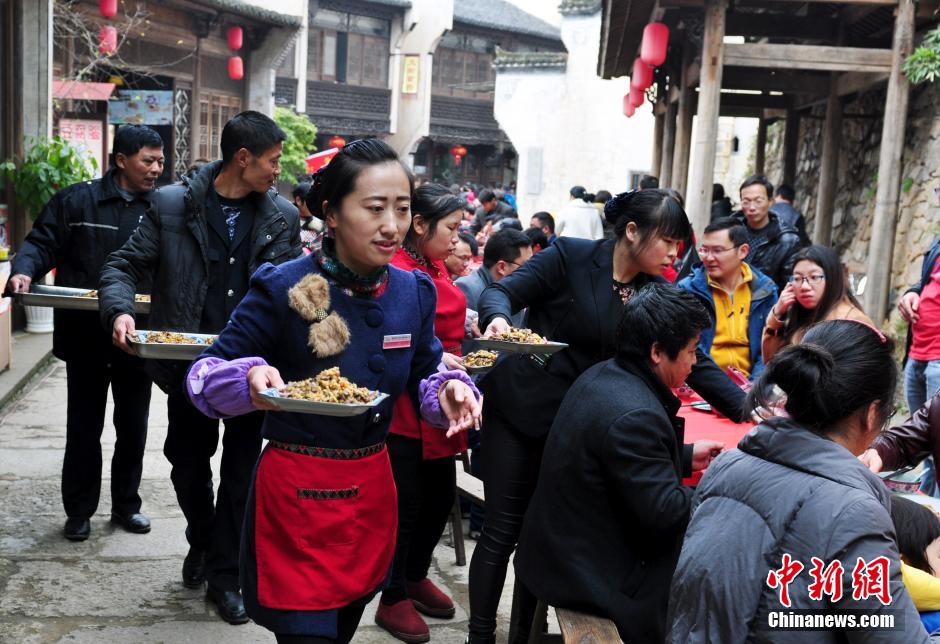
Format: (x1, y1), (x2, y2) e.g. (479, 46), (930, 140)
(187, 356), (268, 419)
(419, 369), (481, 429)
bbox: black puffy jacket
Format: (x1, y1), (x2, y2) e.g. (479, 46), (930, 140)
(9, 169), (152, 362)
(98, 160), (301, 390)
(733, 211), (803, 289)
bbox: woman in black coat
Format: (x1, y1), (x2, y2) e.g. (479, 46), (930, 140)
(467, 190), (746, 644)
(514, 285), (723, 642)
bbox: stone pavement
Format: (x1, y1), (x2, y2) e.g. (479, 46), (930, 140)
(0, 360), (522, 643)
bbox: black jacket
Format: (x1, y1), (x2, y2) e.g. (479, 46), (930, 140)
(477, 237), (746, 435)
(9, 169), (152, 362)
(732, 211), (802, 289)
(99, 160), (301, 391)
(469, 200), (515, 234)
(515, 356), (692, 643)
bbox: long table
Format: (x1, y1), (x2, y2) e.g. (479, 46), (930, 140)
(679, 403), (754, 486)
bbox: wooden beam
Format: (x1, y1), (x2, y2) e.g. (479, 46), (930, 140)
(783, 109), (800, 186)
(651, 112), (665, 184)
(865, 0), (915, 324)
(687, 0), (727, 237)
(723, 43), (893, 73)
(721, 68), (830, 95)
(835, 71), (889, 96)
(660, 101), (677, 187)
(813, 76), (843, 246)
(672, 44), (694, 198)
(725, 13), (838, 40)
(755, 118), (767, 175)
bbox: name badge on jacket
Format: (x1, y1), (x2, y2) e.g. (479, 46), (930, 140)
(383, 334), (411, 350)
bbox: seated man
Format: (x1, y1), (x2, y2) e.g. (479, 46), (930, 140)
(513, 284), (723, 643)
(677, 217), (778, 379)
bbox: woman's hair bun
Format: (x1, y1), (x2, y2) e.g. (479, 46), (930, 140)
(771, 343), (835, 420)
(604, 189), (638, 226)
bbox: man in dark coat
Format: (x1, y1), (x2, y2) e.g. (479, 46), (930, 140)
(513, 285), (724, 643)
(7, 125), (164, 542)
(469, 188), (515, 234)
(734, 174), (803, 289)
(99, 111), (300, 625)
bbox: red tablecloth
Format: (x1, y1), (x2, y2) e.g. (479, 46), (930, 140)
(679, 403), (754, 486)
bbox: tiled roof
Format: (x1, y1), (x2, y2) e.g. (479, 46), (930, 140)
(454, 0), (563, 44)
(493, 47), (568, 70)
(196, 0), (303, 28)
(559, 0), (602, 15)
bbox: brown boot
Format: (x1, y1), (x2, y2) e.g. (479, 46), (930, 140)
(375, 599), (430, 643)
(407, 577), (456, 619)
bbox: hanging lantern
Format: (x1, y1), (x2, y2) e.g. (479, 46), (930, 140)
(630, 58), (653, 90)
(640, 22), (670, 67)
(228, 55), (244, 80)
(623, 95), (635, 117)
(98, 25), (118, 55)
(629, 86), (645, 108)
(227, 26), (243, 51)
(328, 135), (346, 149)
(450, 144), (468, 166)
(99, 0), (118, 18)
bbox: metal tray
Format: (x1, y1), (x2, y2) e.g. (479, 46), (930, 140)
(259, 389), (389, 417)
(128, 330), (216, 360)
(475, 338), (568, 355)
(17, 285), (151, 314)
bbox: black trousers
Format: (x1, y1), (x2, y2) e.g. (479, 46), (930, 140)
(274, 602), (366, 644)
(62, 357), (152, 519)
(467, 407), (545, 643)
(381, 433), (457, 605)
(165, 389), (262, 591)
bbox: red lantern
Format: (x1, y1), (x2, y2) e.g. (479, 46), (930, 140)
(623, 95), (635, 117)
(227, 26), (243, 51)
(98, 25), (118, 55)
(328, 135), (346, 149)
(629, 86), (645, 108)
(631, 58), (653, 90)
(99, 0), (117, 18)
(450, 144), (468, 166)
(228, 55), (244, 81)
(640, 22), (670, 67)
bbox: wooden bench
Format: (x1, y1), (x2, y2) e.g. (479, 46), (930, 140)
(520, 599), (622, 643)
(450, 457), (485, 566)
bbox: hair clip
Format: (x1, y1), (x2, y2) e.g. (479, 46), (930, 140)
(604, 189), (638, 220)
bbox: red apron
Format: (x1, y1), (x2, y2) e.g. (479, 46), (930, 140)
(254, 442), (397, 611)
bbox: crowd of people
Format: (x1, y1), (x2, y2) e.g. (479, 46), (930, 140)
(6, 111), (940, 643)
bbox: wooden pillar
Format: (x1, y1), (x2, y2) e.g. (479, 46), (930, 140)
(660, 101), (677, 188)
(686, 0), (727, 237)
(190, 38), (202, 162)
(672, 45), (695, 198)
(864, 0), (915, 324)
(782, 108), (800, 186)
(813, 77), (842, 246)
(755, 118), (767, 175)
(651, 112), (664, 181)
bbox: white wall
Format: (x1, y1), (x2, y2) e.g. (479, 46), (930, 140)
(685, 114), (758, 207)
(494, 10), (654, 217)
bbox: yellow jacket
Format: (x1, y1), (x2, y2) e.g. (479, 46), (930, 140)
(902, 561), (940, 611)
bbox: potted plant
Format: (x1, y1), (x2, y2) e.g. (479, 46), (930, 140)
(1, 136), (97, 332)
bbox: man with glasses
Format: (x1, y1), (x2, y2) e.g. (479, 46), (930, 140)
(733, 174), (802, 289)
(677, 218), (778, 379)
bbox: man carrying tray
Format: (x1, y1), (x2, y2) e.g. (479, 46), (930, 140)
(99, 110), (300, 625)
(5, 125), (164, 542)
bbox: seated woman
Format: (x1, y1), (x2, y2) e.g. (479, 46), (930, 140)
(513, 284), (724, 643)
(891, 495), (940, 613)
(668, 320), (931, 643)
(762, 244), (873, 363)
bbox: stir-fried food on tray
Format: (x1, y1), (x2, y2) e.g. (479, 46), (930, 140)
(281, 367), (378, 404)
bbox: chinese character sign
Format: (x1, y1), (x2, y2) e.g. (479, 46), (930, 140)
(767, 554), (893, 607)
(401, 55), (420, 95)
(58, 118), (104, 179)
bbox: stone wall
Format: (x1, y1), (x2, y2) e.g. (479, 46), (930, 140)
(764, 84), (940, 330)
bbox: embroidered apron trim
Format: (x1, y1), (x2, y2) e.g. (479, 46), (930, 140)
(297, 486), (360, 500)
(268, 439), (384, 460)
